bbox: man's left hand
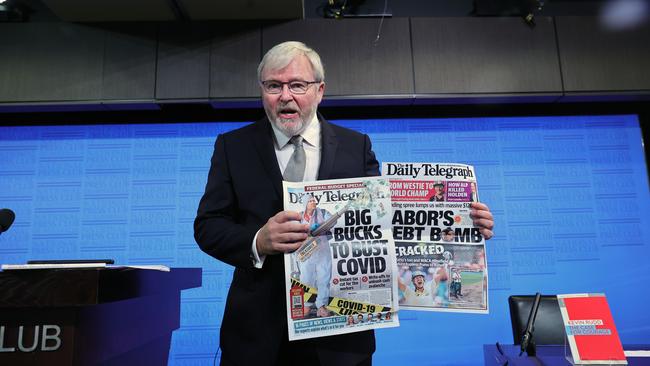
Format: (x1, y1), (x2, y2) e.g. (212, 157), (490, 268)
(470, 202), (494, 240)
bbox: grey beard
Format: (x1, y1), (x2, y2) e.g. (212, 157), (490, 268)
(271, 110), (316, 137)
(275, 118), (304, 136)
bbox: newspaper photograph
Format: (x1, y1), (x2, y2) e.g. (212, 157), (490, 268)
(383, 162), (488, 313)
(283, 176), (400, 340)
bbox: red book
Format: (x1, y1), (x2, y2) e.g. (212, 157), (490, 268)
(558, 293), (627, 365)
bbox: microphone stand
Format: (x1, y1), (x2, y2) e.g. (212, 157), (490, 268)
(520, 292), (542, 357)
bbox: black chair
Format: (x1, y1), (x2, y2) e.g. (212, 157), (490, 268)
(508, 295), (566, 345)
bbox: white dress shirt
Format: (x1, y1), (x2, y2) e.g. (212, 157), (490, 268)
(251, 114), (321, 268)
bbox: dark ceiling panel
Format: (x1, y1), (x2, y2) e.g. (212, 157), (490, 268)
(156, 23), (212, 100)
(556, 16), (650, 93)
(262, 18), (414, 97)
(39, 0), (176, 21)
(210, 23), (261, 99)
(102, 24), (158, 101)
(178, 0), (303, 20)
(0, 23), (104, 102)
(411, 17), (563, 95)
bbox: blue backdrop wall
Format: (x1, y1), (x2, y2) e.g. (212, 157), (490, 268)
(1, 114), (649, 365)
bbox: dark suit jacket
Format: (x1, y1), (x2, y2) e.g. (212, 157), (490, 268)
(194, 115), (380, 366)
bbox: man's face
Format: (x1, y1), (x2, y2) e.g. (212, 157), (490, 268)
(307, 198), (317, 211)
(435, 184), (444, 195)
(412, 275), (425, 289)
(260, 55), (324, 137)
(443, 231), (454, 241)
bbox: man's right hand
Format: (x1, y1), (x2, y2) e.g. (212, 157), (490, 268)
(256, 211), (309, 256)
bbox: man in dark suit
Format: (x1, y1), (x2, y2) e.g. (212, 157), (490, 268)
(194, 41), (495, 366)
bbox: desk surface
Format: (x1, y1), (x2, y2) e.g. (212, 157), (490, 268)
(484, 344), (650, 366)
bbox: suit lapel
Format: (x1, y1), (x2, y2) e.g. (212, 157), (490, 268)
(252, 118), (283, 197)
(318, 115), (338, 180)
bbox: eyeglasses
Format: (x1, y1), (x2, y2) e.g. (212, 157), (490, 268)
(260, 80), (320, 95)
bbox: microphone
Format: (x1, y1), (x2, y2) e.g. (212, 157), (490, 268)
(0, 208), (15, 233)
(520, 292), (542, 357)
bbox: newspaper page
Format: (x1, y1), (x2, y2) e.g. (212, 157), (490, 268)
(283, 176), (400, 340)
(383, 162), (488, 313)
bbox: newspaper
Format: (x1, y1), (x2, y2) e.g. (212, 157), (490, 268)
(283, 176), (400, 340)
(383, 162), (488, 313)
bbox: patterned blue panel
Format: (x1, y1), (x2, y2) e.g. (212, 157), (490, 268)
(0, 115), (648, 366)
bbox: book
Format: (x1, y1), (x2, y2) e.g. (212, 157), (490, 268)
(558, 293), (627, 365)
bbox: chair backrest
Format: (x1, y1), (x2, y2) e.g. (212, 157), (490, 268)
(508, 295), (566, 345)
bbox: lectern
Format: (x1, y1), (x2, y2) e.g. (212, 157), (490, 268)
(0, 267), (201, 365)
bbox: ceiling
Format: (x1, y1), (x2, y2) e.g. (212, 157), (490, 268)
(37, 0), (304, 21)
(4, 0), (611, 22)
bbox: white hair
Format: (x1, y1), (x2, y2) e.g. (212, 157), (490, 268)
(257, 41), (325, 82)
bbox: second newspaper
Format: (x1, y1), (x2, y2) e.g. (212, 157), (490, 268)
(383, 162), (488, 313)
(283, 176), (400, 340)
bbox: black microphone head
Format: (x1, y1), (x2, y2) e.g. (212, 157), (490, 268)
(0, 209), (16, 233)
